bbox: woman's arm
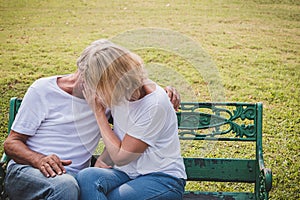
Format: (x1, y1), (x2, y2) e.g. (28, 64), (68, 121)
(83, 89), (149, 166)
(94, 110), (148, 166)
(94, 147), (114, 168)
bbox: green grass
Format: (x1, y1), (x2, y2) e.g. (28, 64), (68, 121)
(0, 0), (299, 199)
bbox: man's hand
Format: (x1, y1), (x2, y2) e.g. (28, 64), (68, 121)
(37, 154), (72, 178)
(4, 131), (72, 178)
(165, 86), (181, 111)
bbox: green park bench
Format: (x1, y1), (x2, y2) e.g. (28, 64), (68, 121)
(0, 97), (272, 199)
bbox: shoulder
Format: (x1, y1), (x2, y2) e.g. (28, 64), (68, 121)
(24, 76), (61, 100)
(134, 85), (170, 109)
(138, 85), (171, 115)
(31, 76), (57, 89)
(152, 85), (172, 107)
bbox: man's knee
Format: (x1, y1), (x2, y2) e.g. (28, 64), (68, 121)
(48, 174), (79, 200)
(5, 165), (79, 200)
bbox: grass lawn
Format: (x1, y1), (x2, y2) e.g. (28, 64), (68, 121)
(0, 0), (299, 199)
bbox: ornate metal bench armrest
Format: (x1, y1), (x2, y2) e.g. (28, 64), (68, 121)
(261, 168), (272, 192)
(258, 168), (272, 200)
(257, 143), (272, 199)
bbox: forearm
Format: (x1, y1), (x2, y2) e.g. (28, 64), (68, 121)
(4, 139), (45, 168)
(95, 113), (122, 162)
(4, 130), (71, 177)
(95, 112), (137, 166)
(96, 147), (114, 167)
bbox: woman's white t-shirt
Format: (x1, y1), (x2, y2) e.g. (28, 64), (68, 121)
(112, 85), (187, 179)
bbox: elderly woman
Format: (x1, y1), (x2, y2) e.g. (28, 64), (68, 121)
(76, 39), (186, 200)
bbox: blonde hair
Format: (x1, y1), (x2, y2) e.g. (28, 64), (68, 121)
(77, 39), (147, 107)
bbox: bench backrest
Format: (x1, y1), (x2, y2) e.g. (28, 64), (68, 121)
(6, 98), (263, 184)
(7, 98), (22, 136)
(0, 98), (22, 163)
(177, 102), (263, 184)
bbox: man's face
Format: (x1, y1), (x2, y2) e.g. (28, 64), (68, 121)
(73, 75), (85, 99)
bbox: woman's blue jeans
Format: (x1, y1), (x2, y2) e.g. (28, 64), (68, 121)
(76, 167), (186, 200)
(4, 163), (79, 200)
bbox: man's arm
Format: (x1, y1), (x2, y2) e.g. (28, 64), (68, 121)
(4, 130), (72, 177)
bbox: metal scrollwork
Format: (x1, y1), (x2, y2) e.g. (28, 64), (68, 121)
(231, 105), (256, 120)
(178, 103), (257, 139)
(231, 123), (256, 138)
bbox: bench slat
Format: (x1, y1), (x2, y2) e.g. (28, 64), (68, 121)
(184, 158), (256, 183)
(183, 191), (255, 200)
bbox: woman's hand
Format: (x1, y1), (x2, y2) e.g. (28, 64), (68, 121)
(94, 158), (112, 168)
(94, 148), (113, 168)
(82, 87), (106, 114)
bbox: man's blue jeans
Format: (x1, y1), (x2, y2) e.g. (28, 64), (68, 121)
(5, 163), (79, 200)
(76, 167), (186, 200)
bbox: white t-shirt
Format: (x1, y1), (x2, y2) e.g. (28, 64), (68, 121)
(112, 85), (187, 179)
(9, 76), (103, 174)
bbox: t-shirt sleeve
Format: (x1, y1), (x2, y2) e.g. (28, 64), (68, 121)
(127, 104), (167, 146)
(11, 86), (47, 136)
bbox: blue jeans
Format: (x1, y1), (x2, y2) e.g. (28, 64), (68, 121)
(76, 167), (186, 200)
(5, 163), (79, 200)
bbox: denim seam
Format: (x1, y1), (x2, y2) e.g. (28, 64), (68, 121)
(146, 187), (179, 200)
